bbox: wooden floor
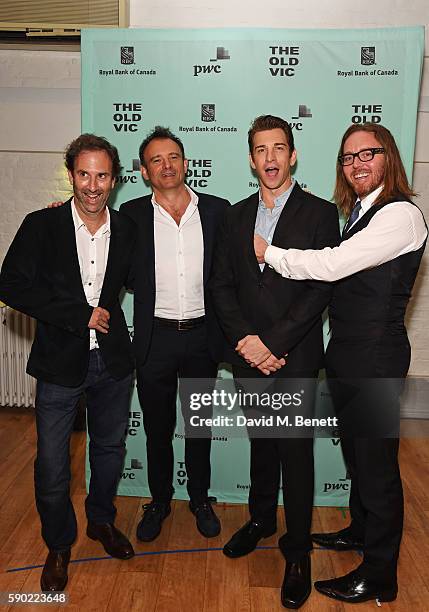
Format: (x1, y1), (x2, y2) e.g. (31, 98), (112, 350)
(1, 407), (429, 611)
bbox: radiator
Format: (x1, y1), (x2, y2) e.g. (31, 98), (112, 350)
(0, 306), (36, 408)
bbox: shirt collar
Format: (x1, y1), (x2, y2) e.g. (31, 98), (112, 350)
(259, 178), (295, 210)
(151, 184), (199, 209)
(359, 184), (383, 214)
(71, 198), (111, 236)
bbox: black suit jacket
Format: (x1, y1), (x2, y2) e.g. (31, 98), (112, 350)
(209, 183), (340, 370)
(119, 192), (230, 366)
(0, 200), (136, 386)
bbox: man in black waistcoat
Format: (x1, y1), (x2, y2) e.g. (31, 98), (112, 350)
(210, 115), (340, 609)
(255, 123), (427, 604)
(0, 134), (137, 591)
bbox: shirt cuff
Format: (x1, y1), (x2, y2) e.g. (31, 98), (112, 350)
(265, 245), (291, 277)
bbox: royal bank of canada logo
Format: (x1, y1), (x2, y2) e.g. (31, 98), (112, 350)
(121, 46), (135, 65)
(201, 104), (216, 122)
(361, 46), (375, 65)
(194, 47), (230, 77)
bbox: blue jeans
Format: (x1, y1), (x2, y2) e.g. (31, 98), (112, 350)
(34, 350), (132, 551)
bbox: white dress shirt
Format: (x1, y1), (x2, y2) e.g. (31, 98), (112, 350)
(264, 185), (427, 282)
(71, 200), (111, 349)
(152, 186), (205, 319)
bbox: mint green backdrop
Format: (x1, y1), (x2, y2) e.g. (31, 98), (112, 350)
(81, 26), (424, 506)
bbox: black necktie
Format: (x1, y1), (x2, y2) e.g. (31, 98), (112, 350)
(344, 200), (361, 235)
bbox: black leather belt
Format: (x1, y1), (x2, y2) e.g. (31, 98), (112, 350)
(154, 315), (206, 331)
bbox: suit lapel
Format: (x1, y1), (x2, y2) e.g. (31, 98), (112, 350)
(242, 192), (262, 279)
(270, 183), (305, 246)
(142, 198), (155, 288)
(99, 209), (120, 303)
(198, 194), (215, 286)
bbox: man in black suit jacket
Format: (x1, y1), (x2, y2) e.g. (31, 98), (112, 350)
(0, 135), (136, 592)
(119, 127), (229, 542)
(210, 115), (340, 609)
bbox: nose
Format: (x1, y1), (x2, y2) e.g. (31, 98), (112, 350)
(266, 147), (275, 163)
(88, 175), (98, 191)
(352, 153), (363, 168)
(163, 157), (172, 169)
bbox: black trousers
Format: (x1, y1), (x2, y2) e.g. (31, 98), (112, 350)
(136, 321), (218, 505)
(233, 365), (318, 562)
(35, 350), (132, 551)
(326, 336), (410, 583)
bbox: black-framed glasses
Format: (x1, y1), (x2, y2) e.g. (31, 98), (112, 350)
(338, 147), (385, 166)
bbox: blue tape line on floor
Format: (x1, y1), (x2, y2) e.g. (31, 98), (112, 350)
(5, 544), (350, 574)
(5, 545), (281, 573)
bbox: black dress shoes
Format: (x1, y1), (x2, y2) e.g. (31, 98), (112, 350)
(189, 500), (221, 538)
(223, 521), (276, 558)
(281, 554), (311, 609)
(87, 522), (134, 559)
(311, 526), (364, 551)
(315, 568), (397, 603)
(136, 502), (171, 542)
(41, 549), (71, 592)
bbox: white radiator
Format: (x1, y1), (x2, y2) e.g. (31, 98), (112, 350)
(0, 306), (36, 408)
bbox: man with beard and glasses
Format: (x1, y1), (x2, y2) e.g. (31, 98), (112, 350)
(210, 114), (340, 609)
(0, 134), (136, 591)
(120, 127), (230, 542)
(254, 122), (427, 604)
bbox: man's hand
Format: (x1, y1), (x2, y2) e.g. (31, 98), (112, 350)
(254, 234), (269, 264)
(47, 201), (65, 208)
(257, 354), (286, 375)
(236, 334), (271, 365)
(88, 307), (110, 333)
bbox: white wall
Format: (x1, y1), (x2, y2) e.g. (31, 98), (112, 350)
(0, 3), (428, 374)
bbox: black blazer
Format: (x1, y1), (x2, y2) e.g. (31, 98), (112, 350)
(119, 192), (230, 366)
(0, 200), (136, 386)
(209, 183), (340, 371)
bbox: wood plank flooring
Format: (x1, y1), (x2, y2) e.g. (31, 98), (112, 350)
(1, 407), (428, 611)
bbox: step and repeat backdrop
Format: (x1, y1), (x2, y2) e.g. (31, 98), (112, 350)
(81, 26), (424, 506)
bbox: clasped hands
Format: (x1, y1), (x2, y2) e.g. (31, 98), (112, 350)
(236, 335), (286, 375)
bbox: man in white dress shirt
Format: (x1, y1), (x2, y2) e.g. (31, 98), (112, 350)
(0, 134), (137, 591)
(254, 123), (427, 604)
(120, 127), (230, 541)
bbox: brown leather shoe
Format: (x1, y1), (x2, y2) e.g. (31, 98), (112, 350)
(87, 522), (134, 559)
(40, 549), (71, 592)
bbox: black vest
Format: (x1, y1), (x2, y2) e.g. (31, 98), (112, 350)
(329, 196), (426, 343)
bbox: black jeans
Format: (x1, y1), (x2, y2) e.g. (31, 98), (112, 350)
(136, 321), (217, 505)
(34, 350), (132, 551)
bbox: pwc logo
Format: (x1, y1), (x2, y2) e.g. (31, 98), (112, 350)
(193, 46), (230, 77)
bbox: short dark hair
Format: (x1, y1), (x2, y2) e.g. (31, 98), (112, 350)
(64, 133), (121, 178)
(139, 126), (185, 166)
(248, 115), (295, 155)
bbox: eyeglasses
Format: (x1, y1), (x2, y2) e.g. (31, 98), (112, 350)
(338, 147), (385, 166)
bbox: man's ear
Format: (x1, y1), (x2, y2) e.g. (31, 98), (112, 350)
(184, 158), (189, 174)
(141, 165), (149, 181)
(290, 149), (297, 168)
(67, 169), (74, 186)
(249, 153), (256, 171)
